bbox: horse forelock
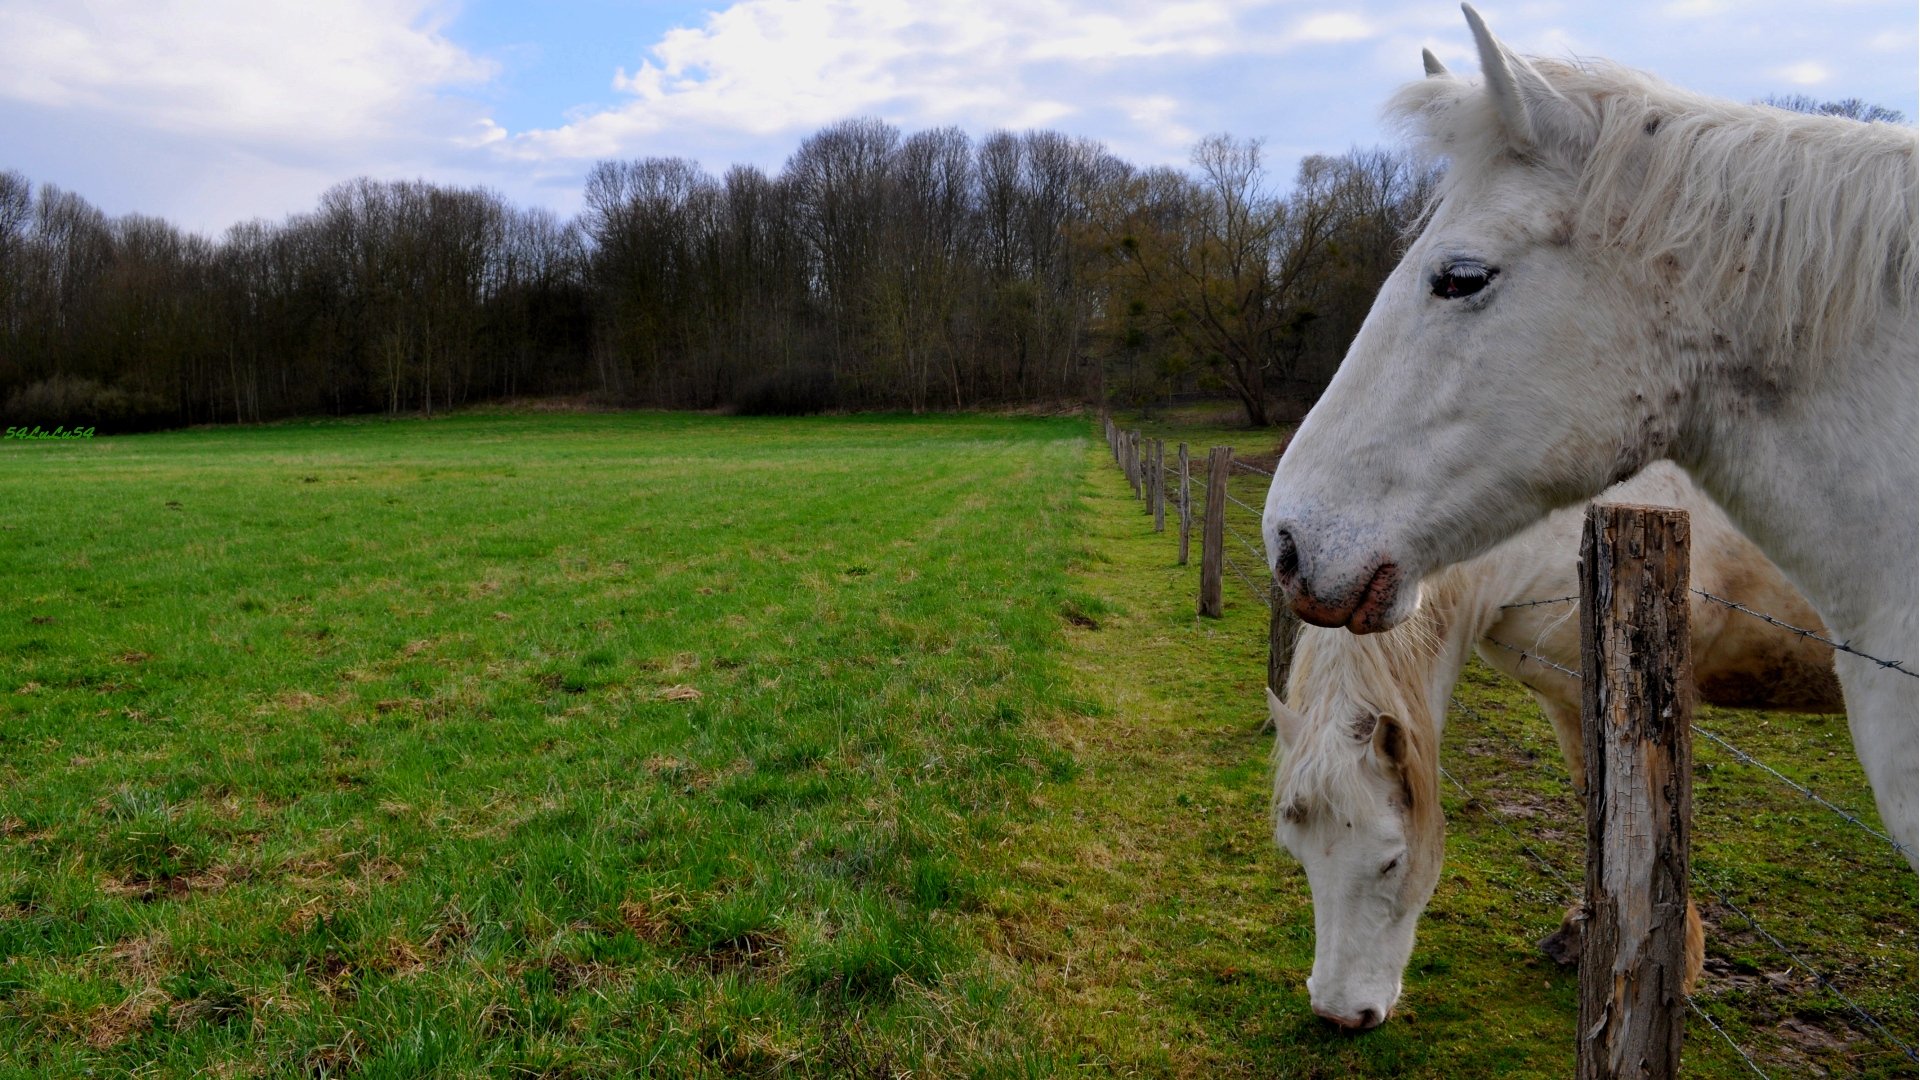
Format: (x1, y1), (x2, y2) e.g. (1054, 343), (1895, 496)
(1388, 57), (1918, 371)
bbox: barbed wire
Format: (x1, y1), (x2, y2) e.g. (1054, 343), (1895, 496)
(1687, 996), (1775, 1079)
(1690, 723), (1913, 861)
(1693, 870), (1919, 1063)
(1222, 551), (1272, 605)
(1223, 491), (1264, 518)
(1691, 588), (1918, 678)
(1482, 635), (1583, 680)
(1435, 712), (1582, 899)
(1230, 458), (1275, 478)
(1495, 590), (1916, 678)
(1499, 595), (1580, 610)
(1225, 522), (1269, 571)
(1486, 632), (1909, 860)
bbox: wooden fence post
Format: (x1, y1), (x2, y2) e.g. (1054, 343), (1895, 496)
(1151, 440), (1166, 531)
(1198, 447), (1230, 618)
(1578, 503), (1694, 1080)
(1141, 438), (1153, 513)
(1269, 566), (1300, 695)
(1126, 432), (1141, 498)
(1134, 433), (1147, 500)
(1177, 443), (1191, 566)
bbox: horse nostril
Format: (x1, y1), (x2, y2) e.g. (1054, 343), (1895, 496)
(1273, 529), (1300, 579)
(1358, 1007), (1381, 1029)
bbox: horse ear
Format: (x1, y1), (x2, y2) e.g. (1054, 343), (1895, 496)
(1267, 687), (1307, 748)
(1422, 48), (1449, 78)
(1371, 712), (1408, 767)
(1461, 3), (1593, 163)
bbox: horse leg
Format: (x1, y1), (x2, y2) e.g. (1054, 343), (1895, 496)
(1837, 662), (1919, 867)
(1535, 694), (1586, 798)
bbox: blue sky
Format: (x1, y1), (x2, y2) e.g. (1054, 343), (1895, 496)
(0, 0), (1913, 236)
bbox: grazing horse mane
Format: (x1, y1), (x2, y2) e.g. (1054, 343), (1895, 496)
(1273, 575), (1458, 848)
(1389, 57), (1918, 372)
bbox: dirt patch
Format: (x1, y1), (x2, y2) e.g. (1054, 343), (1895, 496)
(80, 988), (170, 1049)
(618, 892), (687, 945)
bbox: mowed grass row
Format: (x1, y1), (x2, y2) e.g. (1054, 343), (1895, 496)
(0, 411), (1098, 1076)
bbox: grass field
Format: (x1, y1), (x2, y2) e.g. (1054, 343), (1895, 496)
(0, 409), (1912, 1077)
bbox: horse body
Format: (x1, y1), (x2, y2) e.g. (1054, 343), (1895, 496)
(1269, 462), (1839, 1028)
(1262, 5), (1918, 858)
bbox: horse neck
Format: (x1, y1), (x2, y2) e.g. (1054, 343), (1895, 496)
(1291, 566), (1494, 745)
(1675, 311), (1919, 655)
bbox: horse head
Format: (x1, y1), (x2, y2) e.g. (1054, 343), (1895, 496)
(1264, 4), (1670, 633)
(1269, 686), (1444, 1029)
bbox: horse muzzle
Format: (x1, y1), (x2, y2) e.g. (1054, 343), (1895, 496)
(1270, 528), (1406, 634)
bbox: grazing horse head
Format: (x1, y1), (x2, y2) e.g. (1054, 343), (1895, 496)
(1268, 609), (1446, 1030)
(1262, 4), (1917, 635)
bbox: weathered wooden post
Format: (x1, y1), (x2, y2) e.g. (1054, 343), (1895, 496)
(1125, 432), (1141, 497)
(1143, 438), (1157, 516)
(1151, 440), (1167, 531)
(1269, 566), (1300, 695)
(1177, 443), (1192, 566)
(1577, 503), (1694, 1080)
(1198, 447), (1230, 618)
(1133, 432), (1147, 500)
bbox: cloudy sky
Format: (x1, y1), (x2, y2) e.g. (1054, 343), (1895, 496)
(1, 0), (1912, 236)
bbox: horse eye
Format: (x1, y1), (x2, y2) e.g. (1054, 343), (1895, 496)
(1379, 856), (1401, 876)
(1431, 265), (1495, 299)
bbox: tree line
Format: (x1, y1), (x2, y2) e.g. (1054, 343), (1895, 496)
(0, 121), (1435, 431)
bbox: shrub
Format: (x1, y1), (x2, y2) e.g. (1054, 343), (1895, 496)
(4, 375), (174, 432)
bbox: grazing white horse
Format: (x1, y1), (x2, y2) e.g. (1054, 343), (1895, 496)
(1262, 6), (1918, 861)
(1267, 462), (1838, 1029)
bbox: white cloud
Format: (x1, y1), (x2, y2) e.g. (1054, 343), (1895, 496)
(1773, 60), (1831, 86)
(0, 0), (492, 147)
(1662, 0), (1734, 17)
(496, 0), (1358, 163)
(1290, 12), (1377, 43)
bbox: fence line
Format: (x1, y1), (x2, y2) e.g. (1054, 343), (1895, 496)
(1093, 418), (1912, 1074)
(1692, 588), (1918, 677)
(1490, 631), (1911, 864)
(1692, 871), (1920, 1064)
(1497, 590), (1918, 679)
(1686, 997), (1774, 1080)
(1689, 723), (1913, 860)
(1483, 635), (1583, 680)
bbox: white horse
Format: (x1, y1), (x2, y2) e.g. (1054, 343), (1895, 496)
(1269, 462), (1839, 1030)
(1262, 6), (1917, 863)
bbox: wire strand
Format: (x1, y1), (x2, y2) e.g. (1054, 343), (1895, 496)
(1691, 723), (1912, 861)
(1692, 588), (1917, 677)
(1687, 996), (1775, 1080)
(1693, 870), (1918, 1062)
(1482, 636), (1583, 680)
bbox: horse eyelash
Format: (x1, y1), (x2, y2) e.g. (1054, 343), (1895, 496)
(1431, 264), (1496, 300)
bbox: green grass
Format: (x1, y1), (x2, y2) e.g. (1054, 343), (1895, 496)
(0, 411), (1094, 1076)
(0, 407), (1910, 1077)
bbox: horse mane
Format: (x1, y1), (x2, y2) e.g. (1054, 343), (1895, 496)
(1388, 57), (1918, 372)
(1273, 575), (1457, 849)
